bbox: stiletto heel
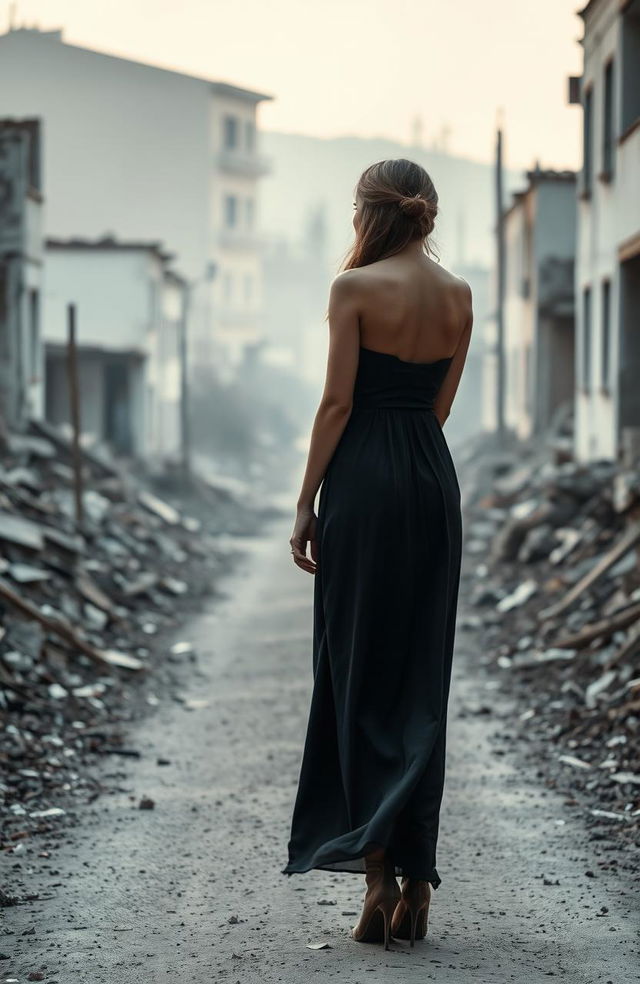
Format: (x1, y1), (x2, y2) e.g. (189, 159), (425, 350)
(390, 876), (431, 945)
(379, 895), (398, 951)
(351, 853), (401, 948)
(409, 905), (419, 947)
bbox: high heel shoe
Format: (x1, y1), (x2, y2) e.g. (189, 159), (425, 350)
(390, 876), (431, 946)
(351, 854), (401, 950)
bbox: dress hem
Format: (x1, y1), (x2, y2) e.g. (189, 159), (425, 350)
(281, 858), (442, 890)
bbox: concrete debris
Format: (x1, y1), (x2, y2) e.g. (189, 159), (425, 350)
(138, 489), (182, 525)
(0, 513), (44, 551)
(7, 564), (51, 585)
(558, 754), (592, 770)
(0, 422), (276, 855)
(180, 697), (210, 711)
(496, 579), (537, 612)
(459, 430), (640, 854)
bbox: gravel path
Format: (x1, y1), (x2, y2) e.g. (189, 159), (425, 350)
(3, 508), (638, 983)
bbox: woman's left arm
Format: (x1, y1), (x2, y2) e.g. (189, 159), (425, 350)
(432, 280), (473, 428)
(290, 272), (361, 574)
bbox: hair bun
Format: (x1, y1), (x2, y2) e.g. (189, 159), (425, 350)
(398, 193), (433, 221)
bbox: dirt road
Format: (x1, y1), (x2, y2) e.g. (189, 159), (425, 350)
(3, 508), (638, 983)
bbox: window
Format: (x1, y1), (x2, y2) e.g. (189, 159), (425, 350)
(582, 86), (593, 196)
(621, 0), (640, 135)
(245, 119), (255, 152)
(246, 197), (255, 229)
(582, 286), (592, 390)
(28, 288), (39, 379)
(524, 344), (533, 416)
(602, 59), (615, 179)
(224, 194), (238, 228)
(0, 263), (8, 358)
(244, 273), (252, 301)
(601, 279), (611, 390)
(223, 115), (239, 150)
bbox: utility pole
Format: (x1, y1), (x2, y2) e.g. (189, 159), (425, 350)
(179, 283), (191, 488)
(495, 120), (506, 441)
(66, 302), (84, 527)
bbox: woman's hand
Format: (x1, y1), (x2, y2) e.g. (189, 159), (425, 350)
(290, 505), (318, 574)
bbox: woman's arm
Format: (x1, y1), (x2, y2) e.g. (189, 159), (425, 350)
(290, 272), (361, 573)
(432, 280), (474, 428)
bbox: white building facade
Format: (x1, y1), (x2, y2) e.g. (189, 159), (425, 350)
(573, 0), (640, 461)
(0, 26), (273, 374)
(44, 238), (186, 462)
(502, 169), (576, 440)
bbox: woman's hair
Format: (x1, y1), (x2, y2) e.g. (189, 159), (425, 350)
(339, 158), (440, 272)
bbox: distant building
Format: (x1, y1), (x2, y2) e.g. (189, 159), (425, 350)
(44, 237), (186, 462)
(0, 26), (273, 373)
(262, 203), (332, 383)
(501, 168), (576, 440)
(571, 0), (640, 462)
(0, 118), (44, 429)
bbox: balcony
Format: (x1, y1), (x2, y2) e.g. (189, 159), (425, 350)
(216, 149), (272, 178)
(617, 122), (640, 248)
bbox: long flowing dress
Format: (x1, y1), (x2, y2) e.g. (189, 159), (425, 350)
(281, 344), (463, 889)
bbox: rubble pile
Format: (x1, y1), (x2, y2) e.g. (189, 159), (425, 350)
(0, 423), (272, 863)
(460, 435), (640, 850)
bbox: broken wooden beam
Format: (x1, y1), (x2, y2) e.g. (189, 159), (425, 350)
(0, 577), (144, 671)
(553, 600), (640, 651)
(538, 521), (640, 622)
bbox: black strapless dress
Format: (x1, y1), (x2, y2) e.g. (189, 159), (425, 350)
(281, 345), (463, 889)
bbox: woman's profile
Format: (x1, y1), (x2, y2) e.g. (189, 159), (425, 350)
(281, 158), (473, 951)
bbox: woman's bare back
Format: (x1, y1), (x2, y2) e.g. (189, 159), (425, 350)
(355, 253), (471, 364)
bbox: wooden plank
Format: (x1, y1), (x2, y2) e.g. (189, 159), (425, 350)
(553, 600), (640, 650)
(66, 302), (84, 528)
(539, 521), (640, 622)
(0, 577), (143, 672)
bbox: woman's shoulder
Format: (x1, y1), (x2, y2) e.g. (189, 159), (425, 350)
(453, 273), (472, 295)
(329, 268), (364, 300)
(437, 267), (473, 307)
(430, 267), (473, 328)
(431, 263), (472, 294)
(455, 276), (473, 312)
(333, 262), (472, 303)
(332, 268), (363, 286)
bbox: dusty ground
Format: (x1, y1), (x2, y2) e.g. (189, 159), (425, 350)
(2, 501), (639, 983)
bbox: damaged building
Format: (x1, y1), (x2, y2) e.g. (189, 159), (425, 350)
(571, 0), (640, 462)
(0, 118), (44, 431)
(0, 25), (273, 375)
(43, 237), (186, 464)
(501, 167), (576, 440)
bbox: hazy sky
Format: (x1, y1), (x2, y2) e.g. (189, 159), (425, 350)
(4, 0), (584, 170)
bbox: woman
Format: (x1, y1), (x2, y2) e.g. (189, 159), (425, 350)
(281, 158), (473, 951)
